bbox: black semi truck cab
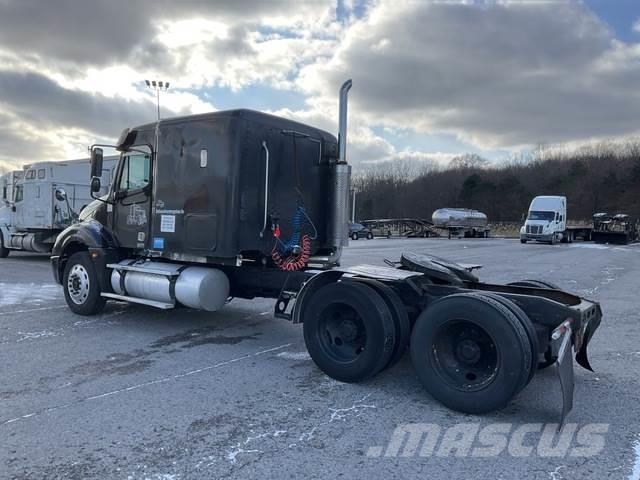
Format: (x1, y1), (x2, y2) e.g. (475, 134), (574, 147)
(51, 80), (601, 422)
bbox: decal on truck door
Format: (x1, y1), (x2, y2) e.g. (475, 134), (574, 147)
(160, 214), (175, 233)
(126, 204), (148, 226)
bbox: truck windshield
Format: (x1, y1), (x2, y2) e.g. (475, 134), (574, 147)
(528, 211), (555, 221)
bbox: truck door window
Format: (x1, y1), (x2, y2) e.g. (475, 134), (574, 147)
(15, 185), (23, 202)
(119, 152), (150, 192)
(25, 170), (35, 180)
(38, 169), (46, 179)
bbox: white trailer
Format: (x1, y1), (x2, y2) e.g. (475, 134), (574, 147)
(0, 157), (117, 257)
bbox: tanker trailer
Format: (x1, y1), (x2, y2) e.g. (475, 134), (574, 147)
(431, 208), (489, 238)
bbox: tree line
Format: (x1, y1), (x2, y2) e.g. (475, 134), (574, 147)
(353, 140), (640, 222)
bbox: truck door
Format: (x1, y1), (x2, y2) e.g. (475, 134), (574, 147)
(112, 148), (152, 249)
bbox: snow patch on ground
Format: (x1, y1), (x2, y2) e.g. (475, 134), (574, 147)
(0, 283), (61, 307)
(569, 243), (610, 250)
(630, 436), (640, 480)
(276, 351), (311, 361)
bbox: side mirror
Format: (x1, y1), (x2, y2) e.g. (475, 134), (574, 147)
(54, 188), (67, 202)
(90, 148), (104, 178)
(91, 177), (101, 193)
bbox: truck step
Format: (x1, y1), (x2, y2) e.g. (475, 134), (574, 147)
(101, 292), (175, 309)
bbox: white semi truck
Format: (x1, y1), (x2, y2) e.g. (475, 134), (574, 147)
(0, 157), (116, 257)
(520, 195), (592, 244)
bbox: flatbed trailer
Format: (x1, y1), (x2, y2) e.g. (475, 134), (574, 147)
(564, 225), (593, 242)
(51, 80), (601, 423)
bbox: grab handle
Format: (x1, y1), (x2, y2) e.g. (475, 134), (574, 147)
(260, 141), (269, 238)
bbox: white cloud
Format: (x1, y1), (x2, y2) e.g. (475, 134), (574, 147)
(1, 0), (640, 171)
(298, 1), (640, 149)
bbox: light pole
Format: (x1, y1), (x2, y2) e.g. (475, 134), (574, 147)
(351, 188), (357, 223)
(145, 79), (170, 121)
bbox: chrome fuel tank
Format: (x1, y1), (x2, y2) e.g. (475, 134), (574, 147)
(111, 260), (229, 311)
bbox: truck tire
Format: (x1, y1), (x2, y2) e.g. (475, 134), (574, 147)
(0, 232), (9, 258)
(366, 232), (374, 240)
(349, 278), (410, 370)
(302, 281), (395, 383)
(467, 292), (538, 389)
(351, 232), (359, 240)
(63, 251), (106, 315)
(520, 239), (527, 244)
(410, 293), (532, 414)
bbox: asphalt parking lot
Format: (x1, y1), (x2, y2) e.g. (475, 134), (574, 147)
(1, 238), (639, 479)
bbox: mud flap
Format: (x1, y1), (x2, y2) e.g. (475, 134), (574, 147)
(556, 327), (574, 427)
(575, 318), (599, 372)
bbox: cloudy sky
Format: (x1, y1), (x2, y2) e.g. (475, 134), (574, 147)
(1, 0), (640, 171)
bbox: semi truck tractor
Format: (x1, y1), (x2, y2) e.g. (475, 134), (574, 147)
(520, 195), (592, 244)
(0, 157), (116, 257)
(51, 81), (601, 422)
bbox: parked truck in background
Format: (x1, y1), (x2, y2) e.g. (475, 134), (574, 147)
(50, 80), (601, 422)
(520, 195), (592, 244)
(0, 157), (117, 257)
(592, 212), (640, 245)
(432, 208), (490, 238)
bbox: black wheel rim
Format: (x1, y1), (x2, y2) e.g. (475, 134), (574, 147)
(430, 320), (499, 391)
(316, 303), (367, 363)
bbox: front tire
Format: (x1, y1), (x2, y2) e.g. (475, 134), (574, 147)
(366, 232), (374, 240)
(63, 251), (106, 315)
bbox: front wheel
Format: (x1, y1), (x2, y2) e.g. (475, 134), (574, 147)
(366, 232), (373, 240)
(63, 251), (106, 315)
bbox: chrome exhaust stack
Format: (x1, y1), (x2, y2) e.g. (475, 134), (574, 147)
(324, 79), (353, 263)
(338, 79), (353, 164)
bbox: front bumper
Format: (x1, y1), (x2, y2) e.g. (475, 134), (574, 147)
(521, 233), (554, 242)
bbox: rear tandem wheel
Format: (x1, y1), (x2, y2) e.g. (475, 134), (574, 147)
(410, 293), (534, 414)
(302, 281), (396, 383)
(346, 278), (411, 370)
